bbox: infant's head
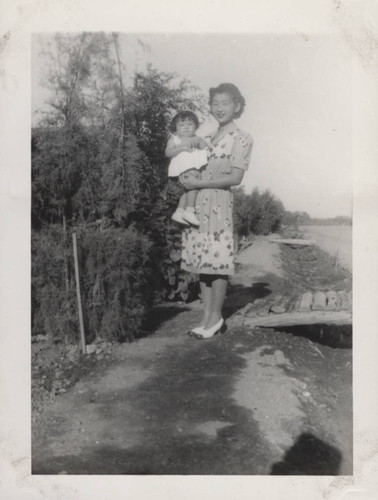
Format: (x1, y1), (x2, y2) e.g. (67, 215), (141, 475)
(170, 111), (200, 138)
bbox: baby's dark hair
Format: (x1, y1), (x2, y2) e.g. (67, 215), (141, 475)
(209, 83), (246, 118)
(170, 110), (200, 133)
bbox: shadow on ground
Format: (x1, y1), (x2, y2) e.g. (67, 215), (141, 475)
(271, 433), (342, 475)
(32, 331), (274, 475)
(140, 306), (191, 337)
(223, 282), (272, 319)
(274, 324), (352, 349)
(139, 280), (273, 337)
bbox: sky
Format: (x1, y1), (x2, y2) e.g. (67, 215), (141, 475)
(32, 33), (353, 218)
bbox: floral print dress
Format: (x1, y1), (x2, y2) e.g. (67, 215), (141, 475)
(181, 121), (253, 276)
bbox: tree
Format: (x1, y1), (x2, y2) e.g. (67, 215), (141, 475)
(233, 187), (285, 236)
(125, 67), (208, 200)
(32, 33), (209, 343)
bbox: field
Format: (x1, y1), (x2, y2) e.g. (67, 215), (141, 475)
(300, 225), (352, 272)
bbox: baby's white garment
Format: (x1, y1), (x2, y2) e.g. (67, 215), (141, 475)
(168, 135), (207, 177)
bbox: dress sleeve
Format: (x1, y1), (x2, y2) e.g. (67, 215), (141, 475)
(230, 131), (253, 170)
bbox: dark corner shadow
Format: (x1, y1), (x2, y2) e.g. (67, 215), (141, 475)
(274, 324), (352, 349)
(139, 305), (191, 337)
(271, 433), (342, 475)
(223, 282), (272, 320)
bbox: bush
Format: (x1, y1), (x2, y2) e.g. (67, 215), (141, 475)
(233, 187), (285, 236)
(32, 225), (77, 343)
(32, 225), (155, 343)
(79, 226), (154, 342)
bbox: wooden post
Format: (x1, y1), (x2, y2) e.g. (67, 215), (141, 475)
(72, 232), (86, 354)
(63, 214), (69, 292)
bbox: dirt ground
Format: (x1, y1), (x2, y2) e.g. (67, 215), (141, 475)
(32, 235), (352, 475)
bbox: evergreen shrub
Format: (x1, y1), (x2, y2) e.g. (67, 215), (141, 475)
(32, 225), (154, 343)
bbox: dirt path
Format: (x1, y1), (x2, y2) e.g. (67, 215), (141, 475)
(32, 237), (352, 475)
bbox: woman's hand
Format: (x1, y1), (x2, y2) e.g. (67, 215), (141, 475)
(197, 137), (208, 150)
(180, 142), (194, 153)
(183, 168), (245, 190)
(182, 137), (204, 149)
(180, 174), (202, 190)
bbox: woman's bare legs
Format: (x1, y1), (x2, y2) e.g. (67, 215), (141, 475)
(199, 274), (213, 327)
(204, 276), (228, 330)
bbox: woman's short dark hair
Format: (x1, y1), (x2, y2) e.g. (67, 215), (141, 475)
(170, 111), (200, 133)
(209, 83), (246, 118)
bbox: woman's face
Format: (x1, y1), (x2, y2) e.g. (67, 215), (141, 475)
(210, 92), (240, 126)
(175, 117), (196, 138)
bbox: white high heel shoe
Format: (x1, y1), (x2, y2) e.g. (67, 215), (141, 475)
(195, 318), (227, 339)
(187, 325), (205, 337)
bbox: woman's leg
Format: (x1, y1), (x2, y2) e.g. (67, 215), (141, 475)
(205, 275), (228, 330)
(199, 274), (213, 327)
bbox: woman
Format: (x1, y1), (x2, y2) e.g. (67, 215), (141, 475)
(181, 83), (253, 339)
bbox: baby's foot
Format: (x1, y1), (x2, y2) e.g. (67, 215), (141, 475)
(182, 210), (200, 226)
(171, 209), (189, 225)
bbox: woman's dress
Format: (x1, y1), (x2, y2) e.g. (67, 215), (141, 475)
(181, 121), (253, 276)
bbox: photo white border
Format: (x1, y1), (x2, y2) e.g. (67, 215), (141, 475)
(1, 0), (378, 498)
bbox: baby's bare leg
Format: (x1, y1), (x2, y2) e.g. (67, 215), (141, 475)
(186, 189), (198, 208)
(178, 192), (187, 209)
(181, 169), (201, 208)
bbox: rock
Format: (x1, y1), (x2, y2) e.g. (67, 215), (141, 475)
(257, 306), (271, 316)
(274, 350), (286, 365)
(228, 315), (244, 327)
(86, 345), (97, 355)
(299, 292), (313, 312)
(337, 291), (347, 309)
(326, 291), (338, 310)
(286, 296), (299, 313)
(238, 302), (254, 316)
(270, 305), (286, 314)
(338, 290), (352, 310)
(312, 292), (327, 311)
(32, 334), (48, 343)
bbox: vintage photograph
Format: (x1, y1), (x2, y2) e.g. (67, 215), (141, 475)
(31, 32), (352, 475)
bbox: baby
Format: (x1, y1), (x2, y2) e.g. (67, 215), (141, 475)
(165, 111), (207, 226)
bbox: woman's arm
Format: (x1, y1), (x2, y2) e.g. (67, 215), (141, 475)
(165, 136), (193, 158)
(181, 167), (245, 190)
(197, 137), (208, 150)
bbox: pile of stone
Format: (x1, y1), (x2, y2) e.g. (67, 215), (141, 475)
(229, 290), (352, 328)
(297, 290), (352, 312)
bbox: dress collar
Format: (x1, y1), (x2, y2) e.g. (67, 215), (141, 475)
(211, 121), (238, 145)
